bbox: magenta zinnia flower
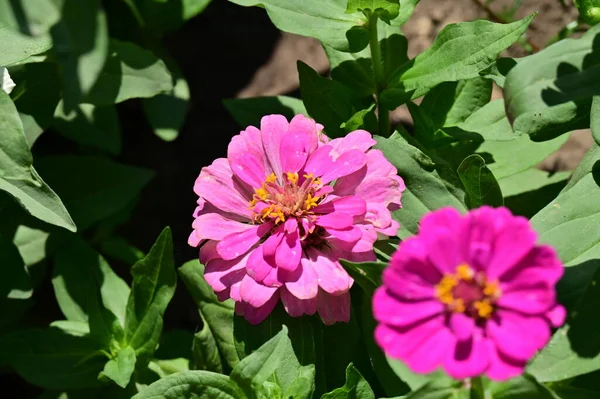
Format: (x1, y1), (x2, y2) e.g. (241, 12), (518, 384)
(373, 206), (566, 380)
(189, 114), (405, 325)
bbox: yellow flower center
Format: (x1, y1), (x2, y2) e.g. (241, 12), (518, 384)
(434, 263), (501, 319)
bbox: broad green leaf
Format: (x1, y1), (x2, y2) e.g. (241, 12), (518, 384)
(419, 78), (493, 129)
(35, 156), (154, 231)
(99, 236), (144, 266)
(0, 0), (61, 35)
(375, 132), (467, 238)
(0, 327), (107, 389)
(86, 40), (173, 106)
(179, 259), (238, 371)
(390, 0), (420, 26)
(592, 95), (600, 146)
(193, 314), (223, 372)
(224, 95), (308, 129)
(101, 346), (136, 388)
(53, 101), (121, 155)
(342, 104), (378, 134)
(52, 236), (129, 343)
(322, 363), (375, 399)
(298, 60), (370, 138)
(346, 0), (399, 23)
(401, 379), (469, 399)
(504, 25), (600, 141)
(0, 23), (52, 66)
(456, 99), (517, 141)
(386, 357), (447, 392)
(457, 154), (504, 209)
(489, 375), (556, 398)
(479, 57), (518, 88)
(382, 14), (535, 107)
(142, 78), (189, 142)
(50, 320), (90, 337)
(0, 90), (75, 231)
(229, 0), (368, 52)
(148, 358), (190, 378)
(132, 370), (242, 399)
(9, 62), (61, 145)
(325, 20), (408, 96)
(340, 260), (385, 292)
(0, 236), (32, 299)
(51, 0), (109, 109)
(552, 386), (600, 399)
(124, 228), (177, 364)
(132, 0), (212, 34)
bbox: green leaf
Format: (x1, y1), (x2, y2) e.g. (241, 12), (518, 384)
(504, 25), (600, 141)
(132, 370), (242, 399)
(50, 320), (91, 337)
(390, 0), (420, 26)
(100, 236), (145, 266)
(575, 0), (600, 25)
(419, 78), (493, 129)
(101, 346), (136, 388)
(229, 0), (368, 52)
(340, 260), (385, 292)
(386, 357), (447, 392)
(457, 154), (504, 209)
(592, 95), (600, 146)
(53, 101), (121, 155)
(179, 259), (238, 371)
(298, 60), (369, 138)
(488, 375), (556, 398)
(124, 227), (177, 364)
(342, 104), (378, 134)
(479, 57), (518, 88)
(0, 327), (107, 390)
(0, 236), (32, 299)
(86, 39), (173, 106)
(322, 363), (375, 399)
(148, 358), (190, 378)
(375, 132), (467, 238)
(52, 236), (129, 343)
(133, 0), (212, 35)
(51, 0), (109, 109)
(35, 156), (154, 231)
(0, 0), (61, 35)
(0, 90), (75, 231)
(401, 379), (468, 399)
(142, 78), (190, 142)
(382, 14), (535, 107)
(346, 0), (400, 23)
(456, 99), (518, 141)
(224, 95), (308, 129)
(0, 23), (52, 66)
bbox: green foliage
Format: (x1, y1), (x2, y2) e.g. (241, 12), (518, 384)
(224, 96), (308, 129)
(133, 370), (242, 398)
(322, 364), (375, 399)
(346, 0), (400, 23)
(457, 154), (504, 209)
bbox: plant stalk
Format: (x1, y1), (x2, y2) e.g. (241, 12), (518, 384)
(368, 12), (390, 137)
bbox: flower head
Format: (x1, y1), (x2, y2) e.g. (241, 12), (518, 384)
(373, 206), (566, 381)
(190, 114), (405, 325)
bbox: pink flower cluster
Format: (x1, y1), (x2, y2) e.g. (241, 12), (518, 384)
(373, 207), (566, 380)
(189, 114), (404, 325)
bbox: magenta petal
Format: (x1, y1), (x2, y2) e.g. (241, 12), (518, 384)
(449, 312), (476, 341)
(313, 195), (367, 217)
(372, 288), (444, 327)
(240, 290), (280, 325)
(305, 146), (367, 184)
(260, 114), (288, 179)
(317, 290), (351, 325)
(444, 334), (489, 379)
(486, 310), (550, 361)
(217, 223), (272, 260)
(328, 130), (376, 153)
(488, 216), (537, 279)
(316, 212), (354, 230)
(403, 326), (453, 374)
(275, 227), (302, 272)
(307, 249), (353, 295)
(325, 225), (362, 243)
(391, 237), (442, 283)
(282, 258), (319, 300)
(204, 255), (248, 295)
(383, 266), (436, 301)
(485, 340), (527, 381)
(497, 283), (555, 314)
(281, 287), (318, 317)
(546, 305), (566, 327)
(375, 315), (446, 360)
(246, 245), (274, 282)
(239, 274), (278, 308)
(228, 126), (269, 188)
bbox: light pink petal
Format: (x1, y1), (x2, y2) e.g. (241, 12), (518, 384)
(275, 225), (302, 272)
(263, 226), (284, 260)
(305, 146), (367, 184)
(316, 212), (354, 230)
(240, 291), (280, 325)
(281, 287), (318, 317)
(375, 315), (445, 360)
(260, 114), (288, 179)
(282, 258), (319, 300)
(262, 266), (284, 288)
(239, 274), (278, 308)
(487, 216), (538, 279)
(188, 231), (201, 247)
(228, 126), (269, 188)
(328, 130), (376, 153)
(372, 288), (444, 327)
(449, 312), (476, 341)
(193, 158), (253, 219)
(546, 305), (566, 327)
(204, 254), (248, 296)
(199, 240), (219, 265)
(325, 225), (362, 243)
(486, 310), (551, 362)
(280, 115), (315, 173)
(485, 340), (527, 381)
(192, 213), (255, 242)
(216, 223), (272, 260)
(306, 248), (353, 295)
(246, 245), (274, 282)
(313, 195), (367, 217)
(443, 334), (489, 379)
(317, 290), (351, 325)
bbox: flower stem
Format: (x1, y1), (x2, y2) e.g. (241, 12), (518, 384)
(368, 12), (390, 137)
(470, 376), (490, 399)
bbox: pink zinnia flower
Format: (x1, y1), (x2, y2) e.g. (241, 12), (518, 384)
(373, 206), (566, 381)
(189, 114), (405, 325)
